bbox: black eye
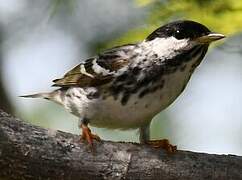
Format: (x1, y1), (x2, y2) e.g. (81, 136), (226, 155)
(174, 30), (185, 39)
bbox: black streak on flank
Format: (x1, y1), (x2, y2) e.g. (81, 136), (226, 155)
(111, 85), (123, 100)
(110, 45), (208, 104)
(87, 91), (100, 100)
(180, 65), (187, 72)
(116, 73), (128, 82)
(111, 65), (165, 104)
(121, 92), (130, 105)
(139, 88), (150, 98)
(138, 80), (165, 98)
(132, 67), (141, 75)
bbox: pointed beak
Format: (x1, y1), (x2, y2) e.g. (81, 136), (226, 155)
(195, 32), (225, 44)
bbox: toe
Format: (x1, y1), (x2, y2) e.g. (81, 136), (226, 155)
(146, 139), (177, 154)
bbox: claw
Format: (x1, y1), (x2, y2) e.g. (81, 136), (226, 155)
(80, 124), (101, 147)
(146, 139), (177, 154)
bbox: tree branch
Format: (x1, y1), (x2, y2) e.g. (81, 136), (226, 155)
(0, 109), (241, 180)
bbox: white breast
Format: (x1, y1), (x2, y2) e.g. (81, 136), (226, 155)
(87, 68), (191, 129)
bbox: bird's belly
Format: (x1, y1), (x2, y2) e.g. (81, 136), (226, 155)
(90, 71), (191, 129)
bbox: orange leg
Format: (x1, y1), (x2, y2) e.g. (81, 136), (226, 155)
(80, 124), (101, 146)
(146, 139), (177, 154)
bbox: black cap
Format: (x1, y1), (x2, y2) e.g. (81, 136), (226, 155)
(146, 20), (211, 41)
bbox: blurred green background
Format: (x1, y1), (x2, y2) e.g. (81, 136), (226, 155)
(1, 0), (242, 155)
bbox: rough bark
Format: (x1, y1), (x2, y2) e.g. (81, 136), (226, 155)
(0, 109), (241, 180)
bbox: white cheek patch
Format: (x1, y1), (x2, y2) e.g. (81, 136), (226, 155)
(143, 37), (191, 58)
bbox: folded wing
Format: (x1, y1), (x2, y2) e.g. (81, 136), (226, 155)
(52, 44), (136, 87)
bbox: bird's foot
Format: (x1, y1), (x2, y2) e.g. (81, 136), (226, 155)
(80, 124), (101, 147)
(146, 139), (177, 154)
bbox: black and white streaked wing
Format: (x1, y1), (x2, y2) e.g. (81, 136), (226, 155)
(52, 44), (136, 87)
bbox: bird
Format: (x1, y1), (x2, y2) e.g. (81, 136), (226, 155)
(21, 20), (225, 153)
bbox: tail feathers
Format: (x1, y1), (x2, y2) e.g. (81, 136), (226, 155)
(20, 90), (64, 105)
(20, 92), (52, 99)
